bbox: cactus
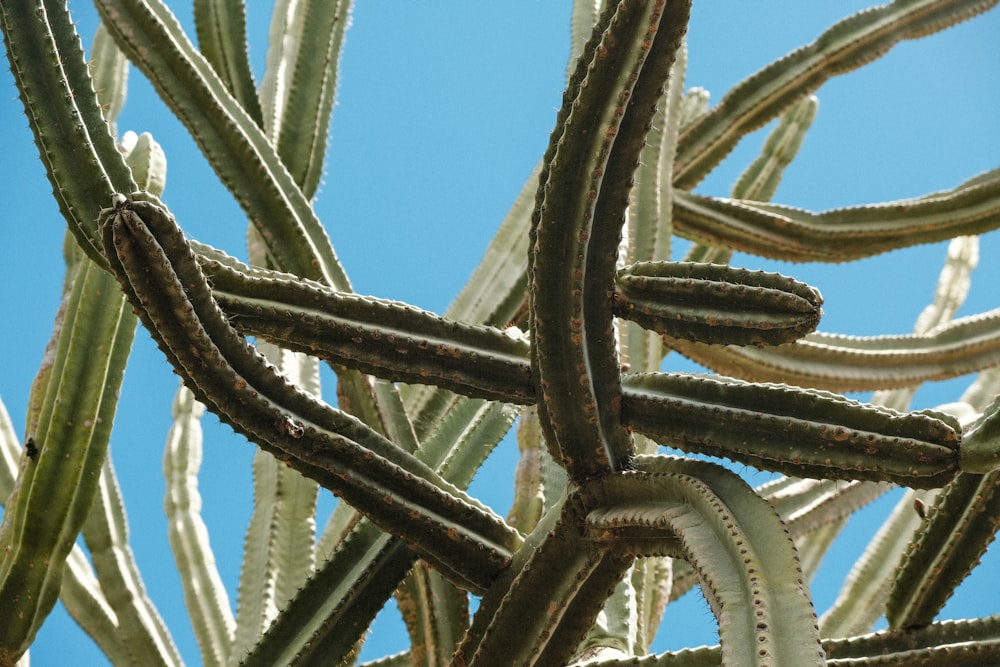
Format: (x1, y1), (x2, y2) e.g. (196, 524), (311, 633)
(1, 1), (1000, 665)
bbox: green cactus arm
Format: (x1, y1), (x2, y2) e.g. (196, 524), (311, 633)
(202, 258), (535, 404)
(239, 521), (416, 667)
(671, 168), (1000, 263)
(0, 0), (135, 265)
(2, 405), (128, 663)
(530, 0), (690, 481)
(193, 0), (263, 127)
(613, 261), (823, 346)
(455, 495), (633, 667)
(681, 94), (817, 266)
(820, 487), (938, 637)
(885, 470), (1000, 629)
(571, 616), (1000, 664)
(99, 196), (519, 591)
(591, 458), (826, 666)
(93, 0), (349, 289)
(623, 372), (960, 488)
(258, 0), (350, 199)
(82, 457), (182, 666)
(394, 563), (469, 667)
(60, 545), (131, 666)
(162, 385), (236, 667)
(673, 0), (1000, 189)
(663, 305), (1000, 393)
(90, 22), (129, 138)
(0, 257), (135, 661)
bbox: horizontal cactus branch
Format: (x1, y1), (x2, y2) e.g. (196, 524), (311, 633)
(613, 261), (823, 346)
(622, 373), (962, 488)
(202, 257), (536, 404)
(663, 305), (1000, 393)
(98, 194), (520, 592)
(672, 169), (1000, 263)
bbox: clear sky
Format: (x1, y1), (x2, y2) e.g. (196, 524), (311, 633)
(2, 2), (999, 665)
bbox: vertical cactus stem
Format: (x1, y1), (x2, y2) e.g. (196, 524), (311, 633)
(0, 0), (135, 265)
(530, 0), (690, 481)
(162, 385), (235, 666)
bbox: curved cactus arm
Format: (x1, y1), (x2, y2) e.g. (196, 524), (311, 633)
(0, 0), (135, 264)
(99, 196), (519, 592)
(682, 93), (817, 272)
(2, 405), (129, 663)
(60, 545), (130, 666)
(93, 0), (349, 289)
(456, 496), (633, 667)
(163, 385), (236, 667)
(674, 0), (1000, 189)
(822, 615), (1000, 663)
(530, 0), (690, 481)
(83, 456), (182, 667)
(193, 0), (263, 127)
(886, 470), (1000, 629)
(671, 168), (1000, 263)
(613, 261), (823, 346)
(623, 372), (961, 488)
(820, 488), (937, 637)
(258, 0), (350, 199)
(239, 521), (416, 667)
(763, 478), (891, 541)
(591, 458), (826, 666)
(664, 305), (1000, 393)
(0, 256), (135, 662)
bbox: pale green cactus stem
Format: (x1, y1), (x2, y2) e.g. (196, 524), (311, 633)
(163, 385), (235, 667)
(670, 171), (1000, 263)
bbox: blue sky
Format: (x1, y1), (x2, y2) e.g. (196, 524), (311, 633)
(2, 2), (999, 664)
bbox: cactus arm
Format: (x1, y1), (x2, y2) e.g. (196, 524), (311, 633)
(671, 169), (1000, 263)
(886, 470), (1000, 628)
(162, 385), (236, 666)
(0, 257), (135, 661)
(674, 0), (1000, 189)
(623, 372), (960, 488)
(93, 0), (349, 289)
(530, 0), (690, 480)
(192, 0), (263, 126)
(89, 23), (129, 138)
(455, 495), (633, 667)
(239, 521), (415, 667)
(260, 0), (350, 199)
(590, 458), (825, 666)
(82, 457), (182, 666)
(394, 563), (469, 667)
(614, 261), (823, 346)
(820, 489), (935, 637)
(0, 0), (135, 265)
(99, 196), (520, 591)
